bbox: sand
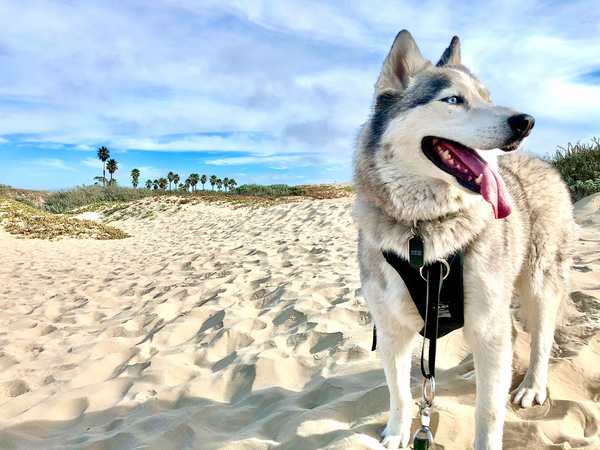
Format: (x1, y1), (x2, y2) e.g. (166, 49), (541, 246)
(0, 194), (599, 449)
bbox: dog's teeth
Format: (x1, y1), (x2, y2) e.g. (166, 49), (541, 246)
(448, 158), (455, 166)
(443, 151), (452, 160)
(456, 164), (461, 170)
(474, 174), (483, 185)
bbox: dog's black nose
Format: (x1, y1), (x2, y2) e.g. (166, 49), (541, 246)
(508, 114), (535, 138)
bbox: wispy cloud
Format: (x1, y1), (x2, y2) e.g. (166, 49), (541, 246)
(1, 0), (599, 190)
(205, 154), (320, 167)
(81, 158), (103, 169)
(135, 166), (167, 181)
(29, 158), (74, 171)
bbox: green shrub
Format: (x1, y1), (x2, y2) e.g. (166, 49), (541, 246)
(12, 197), (38, 208)
(0, 184), (13, 196)
(232, 184), (304, 198)
(44, 185), (156, 214)
(569, 179), (600, 201)
(547, 138), (600, 201)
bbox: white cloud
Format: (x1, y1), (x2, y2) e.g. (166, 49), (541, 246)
(135, 166), (167, 181)
(205, 155), (310, 166)
(0, 0), (599, 184)
(81, 158), (103, 169)
(0, 137), (8, 144)
(29, 158), (74, 171)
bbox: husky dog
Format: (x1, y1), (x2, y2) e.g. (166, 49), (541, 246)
(354, 30), (576, 449)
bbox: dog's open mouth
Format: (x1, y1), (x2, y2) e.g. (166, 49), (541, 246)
(422, 137), (512, 219)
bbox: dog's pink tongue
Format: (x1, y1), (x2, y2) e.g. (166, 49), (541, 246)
(478, 164), (512, 219)
(443, 143), (512, 219)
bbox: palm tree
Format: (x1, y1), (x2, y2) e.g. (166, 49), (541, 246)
(107, 178), (118, 187)
(229, 178), (237, 191)
(159, 177), (168, 190)
(145, 180), (152, 189)
(131, 168), (140, 188)
(94, 176), (107, 185)
(216, 178), (223, 191)
(106, 158), (118, 183)
(173, 173), (180, 189)
(167, 172), (175, 190)
(185, 177), (192, 192)
(97, 146), (110, 187)
(223, 177), (229, 192)
(178, 183), (185, 191)
(189, 173), (200, 192)
(201, 174), (207, 190)
(210, 175), (217, 191)
(153, 179), (159, 190)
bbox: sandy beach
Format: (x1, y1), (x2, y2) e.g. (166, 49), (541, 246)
(1, 194), (599, 449)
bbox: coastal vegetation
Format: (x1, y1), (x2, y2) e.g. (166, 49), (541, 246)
(0, 197), (129, 240)
(547, 138), (600, 201)
(2, 138), (597, 240)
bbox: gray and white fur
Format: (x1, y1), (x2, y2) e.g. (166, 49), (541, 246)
(354, 30), (576, 449)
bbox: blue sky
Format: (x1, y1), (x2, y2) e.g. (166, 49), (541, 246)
(1, 0), (599, 190)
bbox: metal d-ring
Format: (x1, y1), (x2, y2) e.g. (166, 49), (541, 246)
(419, 259), (450, 281)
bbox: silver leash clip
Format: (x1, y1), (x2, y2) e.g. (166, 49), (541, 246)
(413, 377), (435, 449)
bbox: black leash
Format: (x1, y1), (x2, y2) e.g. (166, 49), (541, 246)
(370, 221), (466, 448)
(420, 261), (444, 379)
(372, 258), (452, 376)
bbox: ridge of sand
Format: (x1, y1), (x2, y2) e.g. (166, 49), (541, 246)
(0, 194), (599, 449)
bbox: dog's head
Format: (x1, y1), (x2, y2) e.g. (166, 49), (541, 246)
(356, 30), (534, 220)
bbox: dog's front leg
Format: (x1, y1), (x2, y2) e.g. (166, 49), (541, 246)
(377, 324), (417, 449)
(465, 309), (512, 450)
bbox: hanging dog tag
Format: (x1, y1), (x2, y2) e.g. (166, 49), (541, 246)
(408, 235), (425, 268)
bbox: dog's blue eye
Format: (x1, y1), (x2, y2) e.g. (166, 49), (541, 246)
(444, 96), (459, 104)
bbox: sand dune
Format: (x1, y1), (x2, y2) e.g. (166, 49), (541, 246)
(0, 194), (599, 449)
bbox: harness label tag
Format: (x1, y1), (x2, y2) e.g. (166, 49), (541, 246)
(408, 235), (425, 268)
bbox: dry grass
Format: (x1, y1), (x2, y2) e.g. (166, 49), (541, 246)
(0, 184), (53, 209)
(0, 198), (129, 240)
(82, 185), (355, 220)
(297, 183), (354, 199)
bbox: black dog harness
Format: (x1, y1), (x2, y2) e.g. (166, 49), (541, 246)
(371, 251), (465, 360)
(386, 251), (464, 337)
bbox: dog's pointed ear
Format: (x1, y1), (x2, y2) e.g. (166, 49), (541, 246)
(436, 36), (461, 67)
(376, 30), (428, 93)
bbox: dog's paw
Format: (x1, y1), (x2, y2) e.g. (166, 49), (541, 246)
(511, 379), (547, 408)
(381, 423), (410, 449)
